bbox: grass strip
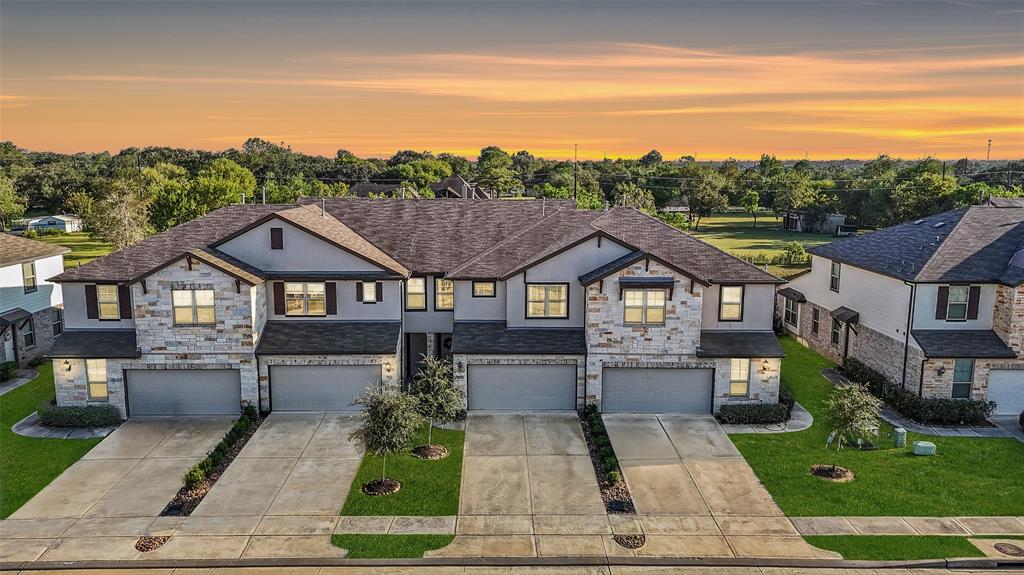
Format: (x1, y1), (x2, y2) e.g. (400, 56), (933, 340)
(331, 534), (455, 558)
(804, 535), (987, 560)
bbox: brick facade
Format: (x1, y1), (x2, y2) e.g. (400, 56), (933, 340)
(12, 306), (60, 366)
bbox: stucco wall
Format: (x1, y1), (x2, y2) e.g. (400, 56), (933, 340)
(452, 280), (506, 321)
(913, 283), (996, 330)
(701, 283), (775, 331)
(61, 282), (136, 330)
(217, 218), (385, 272)
(403, 275), (455, 333)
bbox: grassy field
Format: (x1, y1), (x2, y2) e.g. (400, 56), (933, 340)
(805, 536), (986, 560)
(731, 337), (1024, 517)
(36, 232), (113, 267)
(0, 364), (101, 518)
(690, 212), (832, 278)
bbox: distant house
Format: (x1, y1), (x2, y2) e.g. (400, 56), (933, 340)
(782, 211), (848, 235)
(0, 233), (68, 365)
(18, 215), (83, 234)
(349, 174), (489, 199)
(659, 197), (690, 214)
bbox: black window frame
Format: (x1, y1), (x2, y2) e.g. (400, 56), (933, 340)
(811, 308), (820, 334)
(434, 277), (454, 311)
(830, 318), (841, 346)
(21, 317), (35, 349)
(951, 358), (974, 399)
(718, 285), (745, 322)
(783, 298), (798, 327)
(22, 261), (37, 294)
(472, 281), (496, 298)
(525, 282), (569, 319)
(829, 261), (841, 293)
(52, 308), (63, 336)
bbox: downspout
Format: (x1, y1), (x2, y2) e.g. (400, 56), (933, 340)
(901, 281), (917, 390)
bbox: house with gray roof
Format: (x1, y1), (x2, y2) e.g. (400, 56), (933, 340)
(48, 198), (783, 417)
(0, 233), (68, 365)
(777, 204), (1024, 416)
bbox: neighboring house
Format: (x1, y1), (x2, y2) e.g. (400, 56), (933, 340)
(781, 211), (849, 235)
(777, 204), (1024, 416)
(49, 198), (783, 418)
(349, 175), (488, 199)
(16, 214), (84, 234)
(0, 234), (68, 365)
(659, 197), (690, 214)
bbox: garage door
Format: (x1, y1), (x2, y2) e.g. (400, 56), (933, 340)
(270, 365), (382, 411)
(603, 368), (713, 414)
(988, 370), (1024, 416)
(127, 369), (241, 416)
(468, 364), (576, 411)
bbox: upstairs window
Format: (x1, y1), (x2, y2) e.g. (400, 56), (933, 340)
(97, 285), (121, 320)
(360, 281), (377, 304)
(22, 262), (36, 294)
(952, 359), (974, 399)
(285, 282), (326, 316)
(946, 286), (969, 321)
(729, 358), (750, 397)
(719, 285), (744, 322)
(829, 261), (841, 292)
(784, 298), (799, 327)
(623, 288), (666, 325)
(86, 359), (108, 401)
(435, 278), (454, 311)
(172, 289), (216, 325)
(526, 283), (568, 318)
(406, 278), (426, 310)
(270, 227), (283, 249)
(473, 281), (496, 297)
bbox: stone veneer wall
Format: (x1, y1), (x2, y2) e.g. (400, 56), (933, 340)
(713, 357), (781, 412)
(993, 284), (1024, 356)
(54, 357), (127, 415)
(452, 353), (586, 409)
(257, 352), (400, 412)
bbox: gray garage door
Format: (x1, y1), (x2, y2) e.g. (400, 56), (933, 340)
(602, 368), (713, 414)
(988, 370), (1024, 416)
(127, 369), (241, 416)
(468, 364), (576, 411)
(270, 365), (383, 411)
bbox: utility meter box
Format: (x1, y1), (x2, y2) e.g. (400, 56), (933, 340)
(894, 427), (907, 448)
(912, 441), (936, 456)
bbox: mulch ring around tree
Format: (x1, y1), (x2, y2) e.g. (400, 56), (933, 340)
(810, 464), (855, 482)
(134, 536), (169, 553)
(612, 534), (646, 549)
(362, 478), (401, 496)
(411, 444), (449, 460)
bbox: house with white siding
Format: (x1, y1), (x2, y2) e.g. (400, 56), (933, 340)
(0, 233), (67, 365)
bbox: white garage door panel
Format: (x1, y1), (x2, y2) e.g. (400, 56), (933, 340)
(468, 364), (576, 411)
(603, 368), (713, 414)
(988, 370), (1024, 416)
(271, 365), (382, 412)
(127, 369), (241, 416)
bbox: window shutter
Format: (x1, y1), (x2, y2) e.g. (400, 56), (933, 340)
(375, 282), (383, 302)
(967, 286), (981, 320)
(325, 282), (337, 315)
(355, 282), (363, 302)
(935, 286), (949, 320)
(273, 282), (285, 315)
(117, 285), (132, 319)
(85, 284), (99, 319)
(270, 227), (283, 250)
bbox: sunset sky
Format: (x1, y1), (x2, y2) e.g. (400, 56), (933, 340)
(1, 1), (1022, 160)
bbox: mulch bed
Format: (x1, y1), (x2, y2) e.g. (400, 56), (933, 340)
(613, 534), (646, 549)
(158, 413), (264, 517)
(810, 464), (855, 482)
(362, 478), (401, 496)
(134, 535), (169, 553)
(411, 444), (449, 460)
(578, 411), (637, 517)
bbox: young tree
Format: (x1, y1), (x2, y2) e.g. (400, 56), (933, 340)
(88, 172), (151, 249)
(409, 356), (462, 448)
(682, 169), (727, 231)
(0, 174), (26, 230)
(476, 146), (522, 196)
(349, 385), (422, 489)
(612, 182), (655, 213)
(740, 190), (760, 227)
(823, 384), (881, 469)
(191, 158), (256, 215)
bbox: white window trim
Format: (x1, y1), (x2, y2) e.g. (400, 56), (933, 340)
(623, 288), (667, 325)
(946, 286), (970, 322)
(829, 261), (841, 293)
(360, 281), (377, 304)
(171, 289), (216, 325)
(22, 261), (37, 294)
(97, 285), (120, 320)
(784, 298), (799, 327)
(729, 358), (751, 397)
(435, 278), (454, 311)
(85, 358), (109, 401)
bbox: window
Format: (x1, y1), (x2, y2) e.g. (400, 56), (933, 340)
(435, 278), (454, 310)
(360, 281), (376, 304)
(946, 286), (969, 321)
(952, 359), (974, 399)
(830, 318), (841, 346)
(811, 308), (820, 334)
(719, 286), (744, 321)
(86, 359), (108, 401)
(52, 308), (63, 336)
(97, 285), (120, 320)
(623, 288), (666, 325)
(784, 298), (798, 327)
(729, 358), (750, 397)
(284, 282), (326, 316)
(829, 261), (841, 292)
(406, 278), (426, 310)
(270, 227), (283, 249)
(20, 318), (35, 349)
(172, 289), (216, 325)
(526, 283), (568, 318)
(22, 262), (36, 294)
(473, 281), (496, 297)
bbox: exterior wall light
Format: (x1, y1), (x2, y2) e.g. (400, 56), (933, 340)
(64, 360), (71, 372)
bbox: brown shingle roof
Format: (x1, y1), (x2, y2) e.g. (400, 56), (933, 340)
(275, 205), (409, 276)
(0, 233), (68, 268)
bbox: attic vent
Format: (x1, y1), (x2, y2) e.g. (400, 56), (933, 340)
(913, 219), (925, 225)
(932, 222), (946, 228)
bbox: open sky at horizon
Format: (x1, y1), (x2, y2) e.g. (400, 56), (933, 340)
(1, 0), (1022, 160)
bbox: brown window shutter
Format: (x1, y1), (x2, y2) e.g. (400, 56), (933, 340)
(273, 282), (285, 315)
(117, 285), (132, 319)
(375, 281), (383, 302)
(270, 227), (283, 250)
(355, 282), (363, 302)
(85, 284), (99, 319)
(325, 282), (337, 314)
(935, 286), (949, 320)
(967, 286), (981, 319)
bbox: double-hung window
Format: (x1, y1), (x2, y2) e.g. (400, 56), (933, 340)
(623, 288), (666, 325)
(285, 282), (326, 316)
(22, 262), (37, 294)
(435, 278), (454, 311)
(830, 318), (841, 346)
(783, 298), (798, 327)
(729, 358), (750, 397)
(52, 308), (63, 336)
(526, 284), (568, 318)
(360, 281), (376, 303)
(473, 281), (496, 297)
(406, 278), (426, 310)
(719, 286), (743, 321)
(172, 289), (216, 325)
(946, 286), (969, 321)
(952, 359), (974, 399)
(829, 261), (841, 292)
(811, 308), (820, 334)
(86, 359), (108, 401)
(21, 318), (35, 349)
(97, 285), (121, 320)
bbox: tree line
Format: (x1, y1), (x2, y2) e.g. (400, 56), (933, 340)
(0, 138), (1020, 248)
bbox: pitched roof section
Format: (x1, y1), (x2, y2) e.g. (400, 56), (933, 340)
(0, 233), (68, 268)
(912, 329), (1017, 359)
(256, 321), (400, 355)
(452, 321), (587, 355)
(50, 330), (140, 358)
(697, 331), (784, 358)
(810, 206), (1024, 286)
(578, 250), (647, 285)
(275, 204), (409, 276)
(188, 248), (265, 285)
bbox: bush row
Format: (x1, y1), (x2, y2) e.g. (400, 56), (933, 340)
(717, 402), (790, 424)
(184, 403), (259, 489)
(20, 228), (66, 238)
(843, 358), (995, 425)
(37, 401), (122, 427)
(0, 361), (17, 381)
(582, 404), (623, 485)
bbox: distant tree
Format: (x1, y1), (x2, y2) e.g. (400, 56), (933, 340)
(534, 182), (570, 199)
(89, 172), (151, 249)
(639, 150), (663, 166)
(951, 182), (1021, 206)
(476, 146), (522, 196)
(575, 185), (606, 211)
(612, 182), (655, 212)
(191, 158), (256, 214)
(0, 173), (26, 230)
(740, 190), (760, 227)
(511, 150), (538, 178)
(387, 150), (433, 166)
(64, 192), (94, 227)
(770, 171), (816, 215)
(386, 159), (452, 189)
(888, 172), (957, 223)
(409, 357), (462, 448)
(823, 384), (881, 468)
(757, 154), (784, 178)
(349, 385), (422, 491)
(146, 163), (195, 232)
(680, 167), (726, 230)
(781, 241), (808, 265)
(437, 153), (471, 178)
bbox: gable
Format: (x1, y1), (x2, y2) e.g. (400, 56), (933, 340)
(217, 218), (388, 273)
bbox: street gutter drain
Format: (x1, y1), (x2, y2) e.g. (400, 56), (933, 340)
(994, 543), (1024, 557)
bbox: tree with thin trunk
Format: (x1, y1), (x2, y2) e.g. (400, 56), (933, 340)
(823, 384), (881, 469)
(740, 190), (760, 227)
(410, 356), (462, 449)
(349, 384), (422, 492)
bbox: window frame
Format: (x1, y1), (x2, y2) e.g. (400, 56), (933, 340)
(22, 261), (37, 294)
(472, 281), (496, 298)
(171, 289), (216, 326)
(96, 285), (121, 320)
(729, 358), (751, 397)
(284, 282), (328, 316)
(434, 278), (454, 311)
(21, 317), (35, 349)
(783, 298), (799, 327)
(405, 277), (426, 311)
(946, 285), (970, 322)
(525, 282), (569, 319)
(811, 308), (820, 334)
(829, 261), (841, 293)
(623, 287), (667, 325)
(830, 318), (841, 346)
(718, 285), (744, 322)
(360, 281), (377, 305)
(951, 358), (974, 399)
(85, 358), (108, 401)
(52, 308), (63, 336)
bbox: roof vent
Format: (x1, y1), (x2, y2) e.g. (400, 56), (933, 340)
(932, 222), (945, 228)
(914, 219), (925, 225)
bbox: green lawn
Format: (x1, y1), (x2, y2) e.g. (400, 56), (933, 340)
(331, 534), (455, 559)
(731, 337), (1024, 517)
(690, 212), (832, 278)
(0, 363), (101, 518)
(36, 232), (113, 267)
(339, 424), (464, 516)
(805, 536), (986, 560)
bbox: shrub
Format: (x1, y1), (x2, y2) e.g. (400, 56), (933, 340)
(603, 455), (618, 470)
(0, 361), (17, 381)
(607, 470), (623, 485)
(779, 385), (796, 413)
(21, 229), (39, 238)
(180, 404), (258, 489)
(599, 445), (615, 459)
(27, 357), (44, 367)
(718, 402), (789, 424)
(36, 402), (122, 427)
(183, 465), (205, 489)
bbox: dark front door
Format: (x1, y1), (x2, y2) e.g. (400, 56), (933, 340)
(406, 333), (429, 379)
